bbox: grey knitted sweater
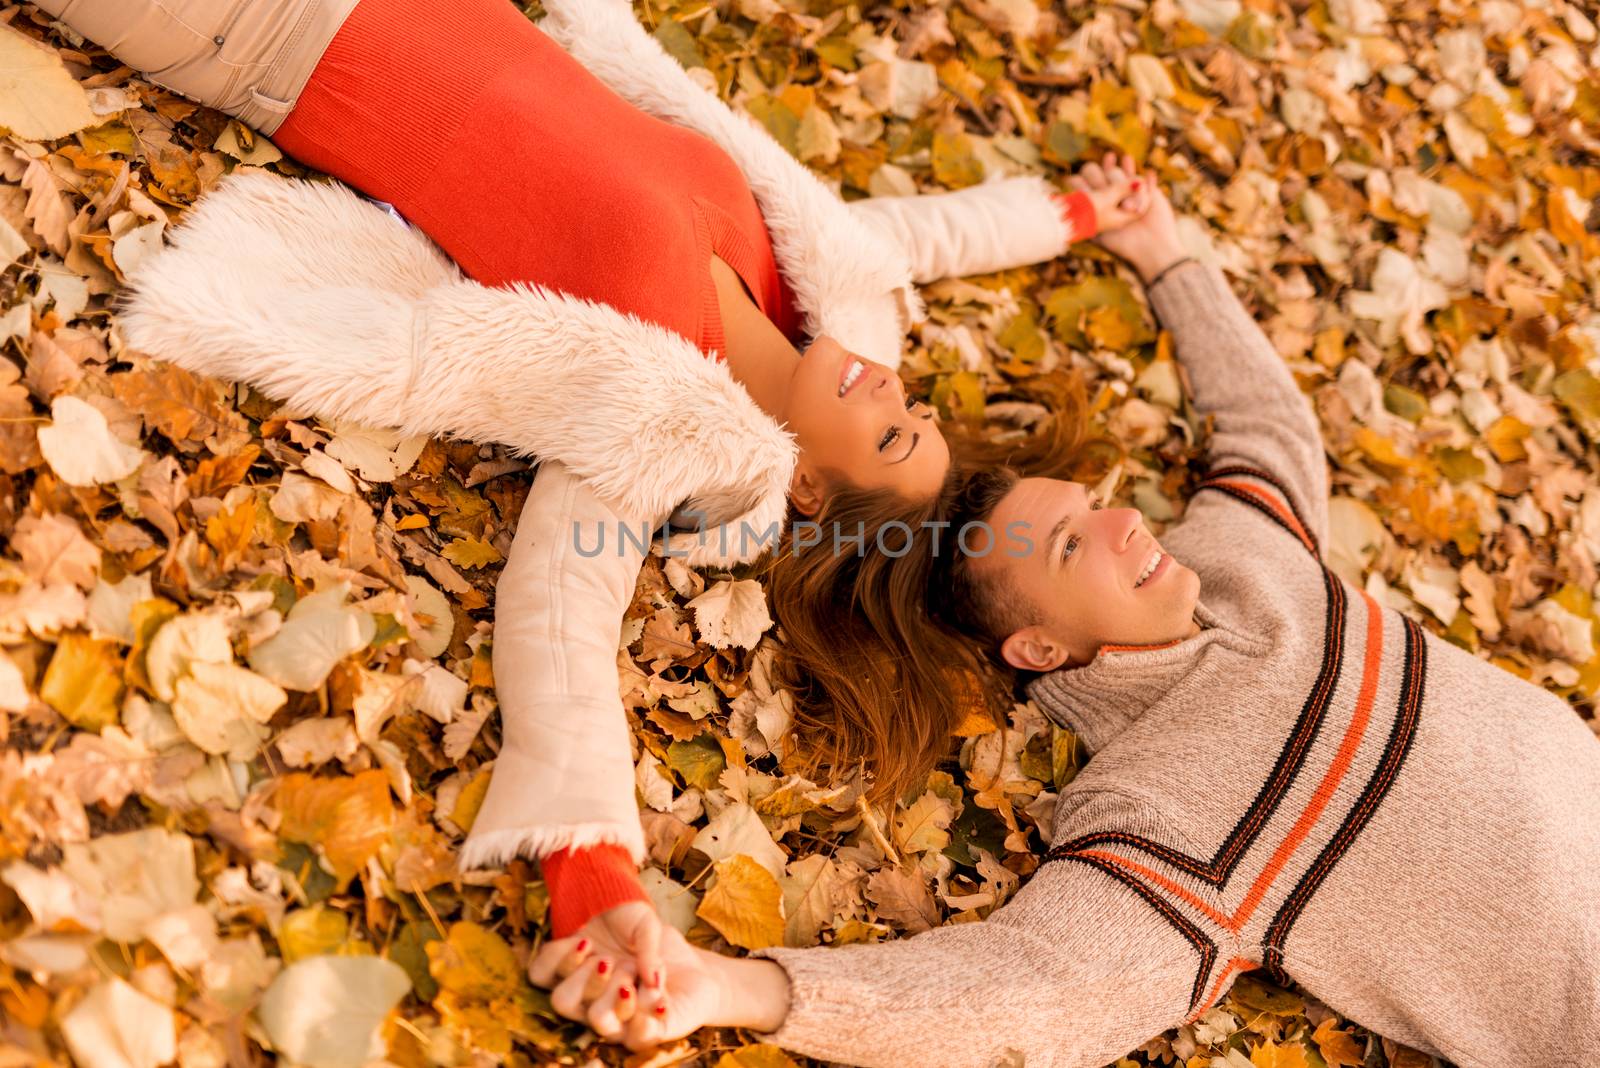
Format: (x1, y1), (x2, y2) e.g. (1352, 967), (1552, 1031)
(756, 261), (1600, 1068)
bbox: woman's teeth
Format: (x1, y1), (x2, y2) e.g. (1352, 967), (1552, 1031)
(1135, 550), (1162, 588)
(839, 359), (865, 397)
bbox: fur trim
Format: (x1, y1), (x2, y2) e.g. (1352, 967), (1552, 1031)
(537, 0), (924, 369)
(120, 172), (794, 567)
(457, 822), (647, 871)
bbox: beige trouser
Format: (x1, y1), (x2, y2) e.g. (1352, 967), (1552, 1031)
(34, 0), (357, 134)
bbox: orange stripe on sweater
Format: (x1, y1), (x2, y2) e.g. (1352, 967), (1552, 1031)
(1186, 957), (1258, 1024)
(1208, 479), (1316, 554)
(1097, 639), (1184, 655)
(1229, 590), (1383, 929)
(1075, 850), (1233, 928)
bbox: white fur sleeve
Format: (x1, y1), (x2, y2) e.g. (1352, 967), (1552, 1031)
(847, 175), (1073, 284)
(457, 461), (656, 868)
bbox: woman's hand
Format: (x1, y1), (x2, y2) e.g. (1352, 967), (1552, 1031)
(1070, 152), (1188, 284)
(529, 907), (725, 1051)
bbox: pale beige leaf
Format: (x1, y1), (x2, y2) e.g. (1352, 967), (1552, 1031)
(145, 611), (235, 702)
(0, 27), (96, 140)
(13, 512), (101, 588)
(688, 578), (773, 650)
(59, 977), (176, 1068)
(172, 660), (287, 760)
(692, 801), (787, 878)
(38, 395), (148, 487)
(257, 955), (410, 1068)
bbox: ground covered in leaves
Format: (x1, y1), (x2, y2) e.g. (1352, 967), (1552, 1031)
(1, 0), (1598, 1065)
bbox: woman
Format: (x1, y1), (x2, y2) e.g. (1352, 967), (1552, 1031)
(39, 0), (1148, 981)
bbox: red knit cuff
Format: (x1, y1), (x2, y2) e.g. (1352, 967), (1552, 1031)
(1053, 190), (1098, 243)
(542, 844), (650, 937)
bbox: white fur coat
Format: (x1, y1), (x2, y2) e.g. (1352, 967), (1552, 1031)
(119, 0), (1076, 867)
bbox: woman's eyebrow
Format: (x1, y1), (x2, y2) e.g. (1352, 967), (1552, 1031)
(889, 432), (920, 464)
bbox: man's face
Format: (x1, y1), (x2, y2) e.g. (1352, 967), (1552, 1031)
(967, 477), (1203, 671)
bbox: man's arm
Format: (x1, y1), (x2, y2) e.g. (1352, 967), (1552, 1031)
(736, 855), (1208, 1068)
(1147, 259), (1330, 553)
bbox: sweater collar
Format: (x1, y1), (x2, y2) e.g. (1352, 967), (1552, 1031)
(1025, 600), (1241, 754)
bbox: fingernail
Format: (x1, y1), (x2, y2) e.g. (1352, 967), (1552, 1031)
(654, 1003), (667, 1016)
(596, 959), (610, 976)
(575, 938), (590, 954)
(1132, 180), (1142, 191)
(619, 986), (632, 1000)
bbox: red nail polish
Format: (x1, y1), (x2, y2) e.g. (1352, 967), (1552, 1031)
(654, 1003), (667, 1016)
(1132, 180), (1143, 191)
(575, 939), (590, 954)
(619, 987), (632, 1000)
(596, 959), (610, 976)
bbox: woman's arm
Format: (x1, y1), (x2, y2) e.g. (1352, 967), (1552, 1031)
(460, 461), (656, 874)
(847, 176), (1082, 285)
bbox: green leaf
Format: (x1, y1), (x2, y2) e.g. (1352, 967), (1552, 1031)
(652, 19), (705, 70)
(1043, 120), (1088, 166)
(667, 732), (726, 791)
(1382, 383), (1429, 423)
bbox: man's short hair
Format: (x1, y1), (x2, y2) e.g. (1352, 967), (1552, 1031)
(932, 466), (1038, 648)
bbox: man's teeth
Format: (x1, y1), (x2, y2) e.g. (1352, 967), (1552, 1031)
(839, 360), (864, 397)
(1135, 550), (1162, 588)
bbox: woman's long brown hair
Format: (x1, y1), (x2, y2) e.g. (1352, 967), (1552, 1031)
(762, 369), (1116, 805)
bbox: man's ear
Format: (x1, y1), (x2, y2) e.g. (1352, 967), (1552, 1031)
(999, 626), (1073, 673)
(789, 464), (825, 518)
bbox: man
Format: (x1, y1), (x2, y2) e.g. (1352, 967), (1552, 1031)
(533, 163), (1600, 1068)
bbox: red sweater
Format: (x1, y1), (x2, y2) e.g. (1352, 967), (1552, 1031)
(273, 0), (800, 363)
(273, 0), (1098, 936)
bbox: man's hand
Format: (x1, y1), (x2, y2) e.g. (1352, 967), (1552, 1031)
(1070, 152), (1187, 285)
(529, 904), (724, 1051)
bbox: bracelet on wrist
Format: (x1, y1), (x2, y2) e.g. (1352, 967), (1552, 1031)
(1144, 255), (1195, 289)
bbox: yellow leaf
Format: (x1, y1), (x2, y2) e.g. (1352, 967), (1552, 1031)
(40, 633), (123, 732)
(274, 770), (395, 885)
(697, 856), (786, 950)
(427, 922), (521, 1000)
(441, 537), (502, 569)
(0, 26), (96, 140)
(716, 1046), (801, 1068)
(1483, 414), (1531, 463)
(394, 513), (430, 531)
(449, 767), (491, 833)
(205, 497), (256, 563)
(931, 131), (984, 190)
(277, 905), (352, 964)
(1249, 1042), (1311, 1068)
(1312, 1019), (1366, 1068)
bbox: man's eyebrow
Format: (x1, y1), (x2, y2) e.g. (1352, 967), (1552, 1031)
(889, 432), (920, 465)
(1048, 514), (1070, 565)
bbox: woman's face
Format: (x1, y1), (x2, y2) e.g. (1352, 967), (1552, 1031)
(782, 336), (951, 514)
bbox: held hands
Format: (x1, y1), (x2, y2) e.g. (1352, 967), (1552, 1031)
(1070, 152), (1188, 285)
(528, 902), (722, 1051)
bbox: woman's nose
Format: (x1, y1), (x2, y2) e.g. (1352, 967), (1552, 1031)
(1115, 509), (1143, 549)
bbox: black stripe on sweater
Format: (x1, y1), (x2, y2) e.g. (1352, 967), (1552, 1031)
(1262, 615), (1426, 983)
(1048, 568), (1348, 887)
(1054, 853), (1218, 1013)
(1195, 482), (1318, 559)
(1199, 463), (1320, 557)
